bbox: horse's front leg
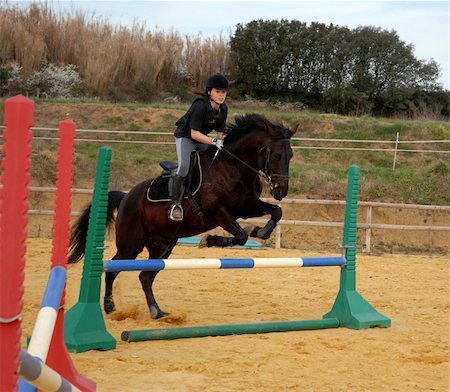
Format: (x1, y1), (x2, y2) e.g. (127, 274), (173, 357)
(245, 200), (282, 240)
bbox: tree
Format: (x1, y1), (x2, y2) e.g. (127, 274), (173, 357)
(229, 20), (445, 116)
(230, 19), (292, 99)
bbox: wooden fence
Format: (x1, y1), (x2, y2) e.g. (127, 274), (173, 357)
(27, 187), (450, 253)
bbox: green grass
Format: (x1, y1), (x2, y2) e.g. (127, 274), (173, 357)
(106, 116), (124, 126)
(1, 98), (449, 205)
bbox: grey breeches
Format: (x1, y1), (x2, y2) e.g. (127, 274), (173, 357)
(175, 137), (209, 177)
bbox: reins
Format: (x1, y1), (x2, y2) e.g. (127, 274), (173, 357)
(220, 146), (272, 184)
(218, 142), (290, 190)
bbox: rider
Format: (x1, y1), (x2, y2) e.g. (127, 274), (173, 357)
(168, 73), (229, 221)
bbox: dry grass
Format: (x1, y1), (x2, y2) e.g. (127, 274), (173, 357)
(0, 2), (230, 96)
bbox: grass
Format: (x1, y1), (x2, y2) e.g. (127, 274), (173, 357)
(1, 98), (449, 205)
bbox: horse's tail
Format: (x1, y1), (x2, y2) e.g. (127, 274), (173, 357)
(68, 190), (126, 264)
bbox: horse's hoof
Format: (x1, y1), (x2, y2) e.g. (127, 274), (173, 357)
(104, 305), (116, 314)
(103, 299), (116, 314)
(257, 228), (270, 240)
(198, 237), (208, 248)
(150, 305), (169, 319)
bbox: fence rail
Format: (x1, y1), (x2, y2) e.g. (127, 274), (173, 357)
(25, 186), (450, 252)
(3, 127), (448, 250)
(1, 125), (449, 154)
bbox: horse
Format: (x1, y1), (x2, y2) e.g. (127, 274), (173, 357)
(68, 113), (296, 319)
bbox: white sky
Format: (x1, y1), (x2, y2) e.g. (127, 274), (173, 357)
(9, 0), (450, 89)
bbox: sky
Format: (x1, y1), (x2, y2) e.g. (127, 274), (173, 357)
(10, 0), (450, 89)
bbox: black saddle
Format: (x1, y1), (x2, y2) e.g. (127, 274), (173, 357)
(159, 161), (178, 176)
(146, 152), (202, 202)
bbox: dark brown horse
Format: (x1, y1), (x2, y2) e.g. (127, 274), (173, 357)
(68, 113), (296, 319)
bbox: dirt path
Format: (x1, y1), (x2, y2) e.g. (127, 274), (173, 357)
(22, 239), (449, 391)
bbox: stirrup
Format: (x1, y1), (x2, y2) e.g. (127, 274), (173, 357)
(168, 204), (183, 221)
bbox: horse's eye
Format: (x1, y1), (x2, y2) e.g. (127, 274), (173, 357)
(273, 154), (282, 160)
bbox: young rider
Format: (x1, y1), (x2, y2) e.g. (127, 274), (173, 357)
(168, 74), (229, 221)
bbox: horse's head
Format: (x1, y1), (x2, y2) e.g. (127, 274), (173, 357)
(260, 121), (296, 200)
(224, 114), (296, 201)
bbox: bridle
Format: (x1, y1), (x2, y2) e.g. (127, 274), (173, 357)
(217, 140), (290, 192)
(261, 143), (290, 187)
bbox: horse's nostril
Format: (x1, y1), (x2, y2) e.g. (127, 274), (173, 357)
(272, 183), (289, 201)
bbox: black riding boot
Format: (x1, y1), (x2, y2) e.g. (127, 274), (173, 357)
(168, 175), (186, 221)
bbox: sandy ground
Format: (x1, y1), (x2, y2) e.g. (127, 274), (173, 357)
(21, 238), (449, 392)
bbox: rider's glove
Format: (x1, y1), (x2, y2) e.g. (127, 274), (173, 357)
(211, 138), (224, 150)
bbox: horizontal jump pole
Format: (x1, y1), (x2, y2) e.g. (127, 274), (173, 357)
(121, 318), (340, 342)
(104, 256), (346, 272)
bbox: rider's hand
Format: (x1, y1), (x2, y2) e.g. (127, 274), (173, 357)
(211, 138), (224, 150)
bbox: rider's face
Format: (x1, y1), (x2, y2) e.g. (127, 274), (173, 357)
(209, 88), (227, 106)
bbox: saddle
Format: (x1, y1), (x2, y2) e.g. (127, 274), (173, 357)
(146, 151), (203, 202)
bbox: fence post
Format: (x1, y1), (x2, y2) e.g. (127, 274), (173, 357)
(392, 132), (399, 170)
(275, 225), (281, 249)
(365, 206), (372, 253)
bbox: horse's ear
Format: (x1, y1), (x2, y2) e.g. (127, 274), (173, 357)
(290, 123), (300, 136)
(282, 121), (296, 137)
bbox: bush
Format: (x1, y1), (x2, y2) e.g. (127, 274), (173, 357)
(1, 61), (82, 98)
(27, 62), (82, 98)
(3, 64), (24, 95)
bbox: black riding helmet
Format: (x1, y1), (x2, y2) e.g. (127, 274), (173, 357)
(205, 74), (229, 91)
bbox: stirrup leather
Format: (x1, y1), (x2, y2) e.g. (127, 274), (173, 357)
(168, 203), (183, 221)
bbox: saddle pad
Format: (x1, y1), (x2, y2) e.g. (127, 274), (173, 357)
(147, 176), (172, 201)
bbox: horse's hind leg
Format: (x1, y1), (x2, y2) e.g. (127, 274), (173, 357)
(139, 271), (167, 319)
(104, 245), (144, 314)
(140, 240), (177, 319)
(104, 271), (119, 314)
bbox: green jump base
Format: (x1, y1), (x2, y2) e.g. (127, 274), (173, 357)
(121, 318), (340, 342)
(64, 302), (116, 353)
(324, 289), (391, 329)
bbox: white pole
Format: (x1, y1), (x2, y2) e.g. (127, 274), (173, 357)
(19, 350), (81, 392)
(365, 206), (372, 253)
(392, 132), (400, 170)
(275, 224), (282, 249)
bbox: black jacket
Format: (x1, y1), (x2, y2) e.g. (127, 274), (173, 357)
(174, 95), (227, 139)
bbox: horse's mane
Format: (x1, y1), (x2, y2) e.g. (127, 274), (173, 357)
(223, 113), (290, 146)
